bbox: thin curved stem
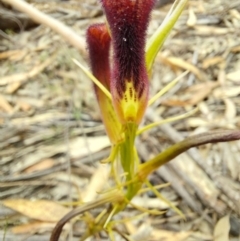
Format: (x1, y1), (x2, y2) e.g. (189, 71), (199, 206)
(50, 192), (122, 241)
(138, 130), (240, 179)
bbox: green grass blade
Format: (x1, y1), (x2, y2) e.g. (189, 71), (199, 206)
(146, 0), (188, 71)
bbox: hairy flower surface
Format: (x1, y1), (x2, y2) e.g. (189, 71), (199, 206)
(87, 24), (111, 90)
(87, 24), (122, 143)
(101, 0), (155, 124)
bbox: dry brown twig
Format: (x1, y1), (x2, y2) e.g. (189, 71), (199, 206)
(1, 0), (86, 53)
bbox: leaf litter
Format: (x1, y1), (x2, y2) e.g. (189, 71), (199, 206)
(0, 0), (240, 240)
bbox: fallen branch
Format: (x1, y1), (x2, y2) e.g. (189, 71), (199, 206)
(1, 0), (86, 53)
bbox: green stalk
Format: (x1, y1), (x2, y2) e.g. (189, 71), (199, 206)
(120, 123), (137, 189)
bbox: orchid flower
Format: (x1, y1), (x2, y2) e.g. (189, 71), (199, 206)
(84, 0), (190, 193)
(50, 0), (240, 240)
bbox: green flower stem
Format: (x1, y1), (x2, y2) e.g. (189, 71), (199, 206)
(120, 123), (138, 194)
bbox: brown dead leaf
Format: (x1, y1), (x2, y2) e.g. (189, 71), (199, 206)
(0, 94), (14, 113)
(187, 82), (219, 92)
(159, 82), (219, 107)
(218, 69), (226, 85)
(187, 117), (208, 128)
(0, 50), (26, 60)
(213, 215), (230, 241)
(3, 199), (70, 222)
(6, 82), (22, 94)
(69, 136), (110, 159)
(130, 223), (153, 240)
(194, 26), (229, 35)
(11, 221), (56, 234)
(125, 221), (137, 236)
(229, 9), (240, 20)
(18, 100), (32, 112)
(223, 98), (236, 120)
(162, 98), (188, 107)
(187, 8), (197, 27)
(202, 56), (225, 69)
(24, 158), (55, 173)
(226, 70), (240, 82)
(189, 89), (211, 105)
(231, 45), (240, 53)
(213, 86), (240, 98)
(186, 82), (219, 105)
(164, 56), (204, 81)
(82, 165), (109, 202)
(152, 229), (191, 241)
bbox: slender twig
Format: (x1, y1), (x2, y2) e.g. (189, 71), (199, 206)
(2, 0), (86, 53)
